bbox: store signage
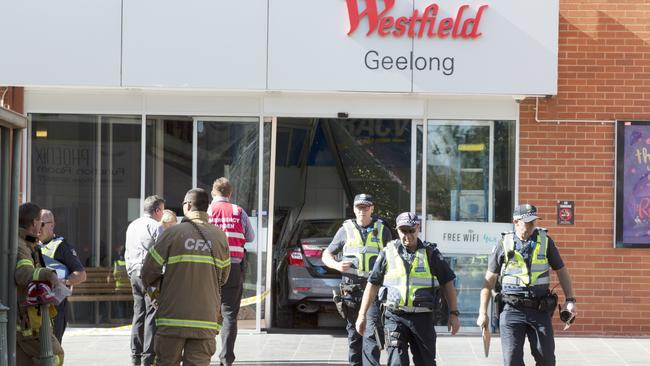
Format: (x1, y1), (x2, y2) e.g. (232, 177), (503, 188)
(557, 201), (574, 225)
(425, 220), (512, 255)
(346, 0), (488, 39)
(2, 0), (559, 95)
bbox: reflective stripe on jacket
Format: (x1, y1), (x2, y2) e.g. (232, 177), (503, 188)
(15, 228), (56, 339)
(113, 260), (130, 289)
(141, 211), (231, 339)
(341, 219), (385, 277)
(500, 230), (550, 291)
(208, 201), (246, 263)
(383, 240), (439, 308)
(40, 237), (70, 279)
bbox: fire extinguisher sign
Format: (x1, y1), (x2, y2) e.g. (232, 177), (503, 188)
(557, 201), (574, 225)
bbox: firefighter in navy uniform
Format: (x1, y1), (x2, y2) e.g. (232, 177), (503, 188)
(356, 212), (460, 366)
(322, 193), (392, 366)
(477, 204), (577, 366)
(38, 209), (87, 343)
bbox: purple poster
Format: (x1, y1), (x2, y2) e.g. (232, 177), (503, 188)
(620, 123), (650, 246)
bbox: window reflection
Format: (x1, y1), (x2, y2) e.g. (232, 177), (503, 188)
(425, 121), (515, 223)
(31, 114), (141, 268)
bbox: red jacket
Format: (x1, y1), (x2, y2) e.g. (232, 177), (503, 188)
(208, 200), (246, 263)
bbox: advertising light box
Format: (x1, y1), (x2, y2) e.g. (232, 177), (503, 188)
(615, 120), (650, 248)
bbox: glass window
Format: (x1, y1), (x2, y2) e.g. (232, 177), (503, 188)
(426, 120), (515, 223)
(323, 119), (412, 225)
(145, 116), (193, 216)
(447, 254), (489, 328)
(196, 118), (260, 321)
(31, 114), (141, 268)
(196, 119), (259, 213)
(32, 114), (141, 325)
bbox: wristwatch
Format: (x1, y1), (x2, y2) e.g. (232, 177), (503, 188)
(565, 297), (576, 303)
(449, 310), (460, 317)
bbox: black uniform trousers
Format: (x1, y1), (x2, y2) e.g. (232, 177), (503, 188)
(500, 304), (556, 366)
(219, 262), (244, 366)
(130, 275), (157, 366)
(345, 297), (381, 366)
(53, 298), (69, 343)
(384, 310), (437, 366)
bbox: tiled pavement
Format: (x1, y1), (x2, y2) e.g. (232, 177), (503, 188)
(61, 327), (650, 365)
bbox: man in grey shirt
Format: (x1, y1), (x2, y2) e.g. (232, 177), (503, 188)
(125, 195), (165, 366)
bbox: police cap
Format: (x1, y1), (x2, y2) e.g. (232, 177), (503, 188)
(512, 203), (539, 223)
(353, 193), (374, 207)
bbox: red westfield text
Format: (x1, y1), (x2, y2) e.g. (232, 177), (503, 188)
(346, 0), (488, 39)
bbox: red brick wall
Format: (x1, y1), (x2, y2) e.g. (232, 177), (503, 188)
(519, 1), (650, 336)
(1, 86), (24, 114)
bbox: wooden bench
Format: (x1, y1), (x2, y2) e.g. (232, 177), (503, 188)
(68, 267), (133, 303)
(67, 267), (133, 325)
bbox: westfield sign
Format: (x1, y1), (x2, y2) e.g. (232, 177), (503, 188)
(346, 0), (489, 39)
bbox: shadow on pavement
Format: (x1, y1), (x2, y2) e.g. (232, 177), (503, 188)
(213, 363), (347, 366)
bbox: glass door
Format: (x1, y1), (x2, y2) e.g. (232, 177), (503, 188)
(193, 117), (269, 331)
(415, 120), (514, 333)
(424, 121), (493, 223)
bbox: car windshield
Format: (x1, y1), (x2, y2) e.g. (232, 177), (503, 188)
(298, 220), (343, 239)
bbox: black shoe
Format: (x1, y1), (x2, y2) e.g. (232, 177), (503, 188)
(132, 356), (141, 365)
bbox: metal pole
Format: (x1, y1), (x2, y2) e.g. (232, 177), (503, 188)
(0, 127), (10, 366)
(8, 128), (24, 366)
(1, 127), (10, 305)
(0, 303), (8, 366)
(38, 304), (54, 366)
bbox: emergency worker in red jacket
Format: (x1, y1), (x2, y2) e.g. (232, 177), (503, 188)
(207, 177), (255, 366)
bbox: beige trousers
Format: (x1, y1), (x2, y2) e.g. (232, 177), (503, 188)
(154, 334), (216, 366)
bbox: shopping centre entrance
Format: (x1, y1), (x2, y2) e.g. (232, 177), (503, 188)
(28, 112), (516, 332)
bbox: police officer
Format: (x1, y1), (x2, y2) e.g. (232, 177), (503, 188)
(39, 209), (87, 343)
(476, 203), (577, 366)
(356, 212), (460, 366)
(142, 188), (231, 366)
(322, 193), (392, 366)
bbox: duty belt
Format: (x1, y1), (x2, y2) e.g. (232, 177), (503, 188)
(502, 294), (539, 309)
(344, 269), (372, 278)
(385, 304), (432, 314)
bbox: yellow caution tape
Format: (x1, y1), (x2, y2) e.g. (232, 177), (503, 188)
(67, 289), (271, 336)
(240, 289), (270, 307)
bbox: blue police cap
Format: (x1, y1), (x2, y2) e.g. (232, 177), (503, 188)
(353, 193), (374, 207)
